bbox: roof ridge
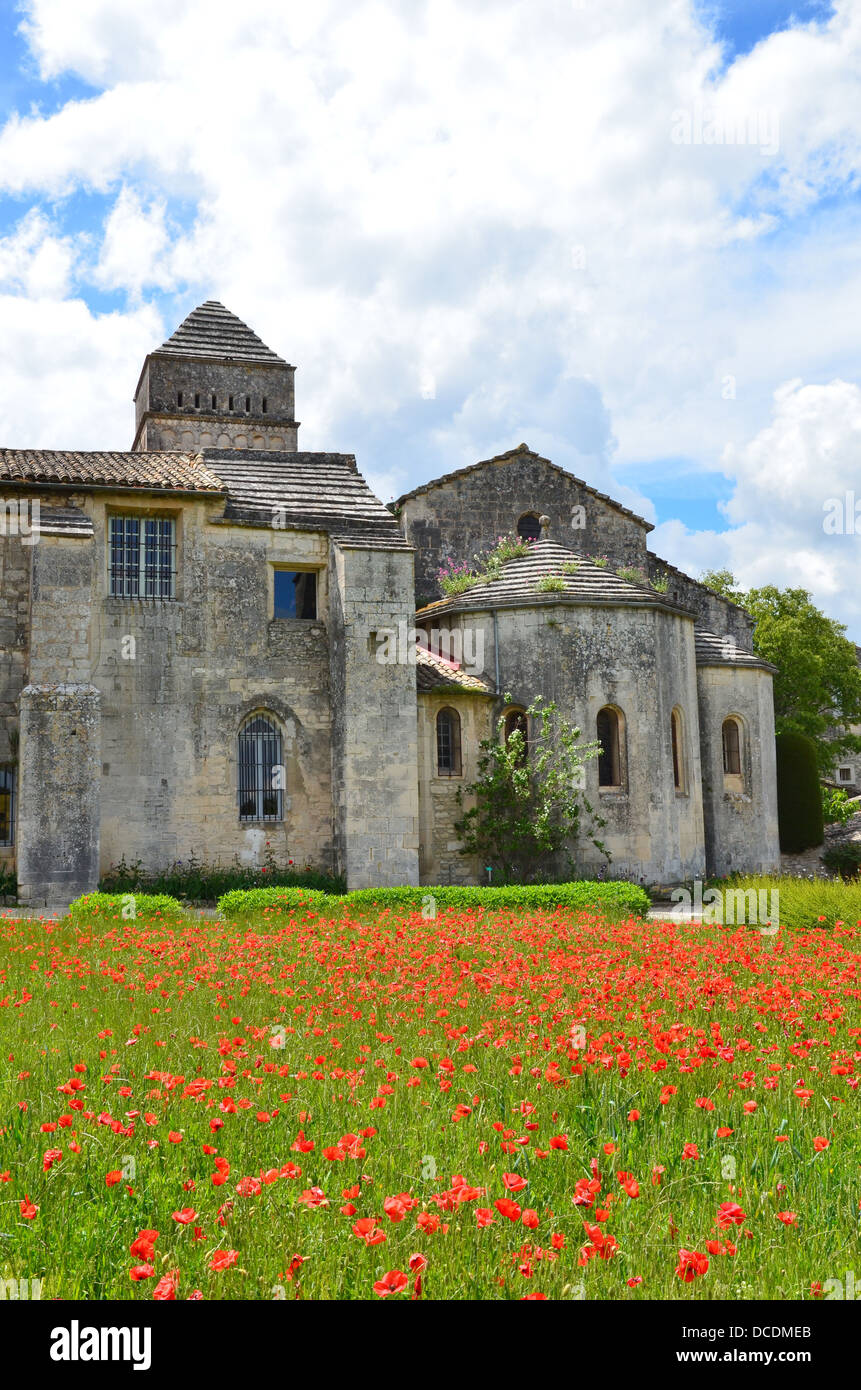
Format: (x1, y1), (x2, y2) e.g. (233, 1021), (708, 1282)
(395, 443), (654, 533)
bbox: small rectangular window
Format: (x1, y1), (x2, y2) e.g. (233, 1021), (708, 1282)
(212, 394), (217, 410)
(262, 397), (267, 414)
(109, 516), (176, 600)
(0, 766), (14, 846)
(245, 395), (251, 413)
(840, 767), (852, 782)
(194, 392), (200, 409)
(273, 569), (316, 620)
(229, 395), (234, 411)
(177, 391), (183, 407)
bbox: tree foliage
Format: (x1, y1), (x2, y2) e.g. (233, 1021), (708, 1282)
(454, 696), (607, 883)
(700, 571), (861, 773)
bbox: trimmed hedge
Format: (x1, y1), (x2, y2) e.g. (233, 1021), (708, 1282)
(776, 732), (824, 853)
(217, 887), (338, 918)
(217, 881), (651, 920)
(68, 892), (186, 924)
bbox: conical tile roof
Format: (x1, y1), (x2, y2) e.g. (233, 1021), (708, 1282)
(157, 301), (287, 364)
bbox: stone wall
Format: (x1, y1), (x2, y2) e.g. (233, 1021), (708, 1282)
(17, 683), (101, 909)
(399, 449), (651, 606)
(697, 663), (780, 877)
(16, 493), (335, 886)
(421, 599), (707, 884)
(134, 354), (297, 452)
(416, 691), (493, 884)
(646, 555), (755, 651)
(328, 543), (420, 887)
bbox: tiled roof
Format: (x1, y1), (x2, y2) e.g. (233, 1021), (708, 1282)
(397, 443), (654, 533)
(416, 540), (692, 618)
(695, 629), (778, 672)
(415, 643), (492, 694)
(156, 301), (287, 365)
(205, 450), (407, 544)
(0, 450), (226, 494)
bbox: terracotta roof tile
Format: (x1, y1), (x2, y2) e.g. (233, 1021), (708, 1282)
(0, 449), (225, 493)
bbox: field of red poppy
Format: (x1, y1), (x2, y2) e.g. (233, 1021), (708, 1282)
(1, 907), (859, 1301)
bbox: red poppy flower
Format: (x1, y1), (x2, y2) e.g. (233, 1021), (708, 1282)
(373, 1270), (409, 1297)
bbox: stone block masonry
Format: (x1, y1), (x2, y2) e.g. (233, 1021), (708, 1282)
(17, 683), (101, 910)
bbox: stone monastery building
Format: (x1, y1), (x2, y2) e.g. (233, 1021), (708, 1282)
(0, 303), (780, 907)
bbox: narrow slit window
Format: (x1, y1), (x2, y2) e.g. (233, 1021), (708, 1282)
(194, 392), (200, 409)
(262, 397), (268, 414)
(109, 516), (176, 600)
(177, 391), (183, 407)
(671, 708), (684, 792)
(212, 393), (217, 410)
(228, 394), (234, 411)
(238, 715), (283, 822)
(597, 707), (622, 787)
(722, 718), (741, 775)
(273, 569), (317, 620)
(245, 395), (251, 413)
(0, 765), (14, 846)
(436, 707), (462, 777)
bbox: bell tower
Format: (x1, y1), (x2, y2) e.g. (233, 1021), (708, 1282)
(132, 300), (299, 453)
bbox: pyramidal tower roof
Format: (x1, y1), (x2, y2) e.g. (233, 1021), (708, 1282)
(156, 301), (287, 365)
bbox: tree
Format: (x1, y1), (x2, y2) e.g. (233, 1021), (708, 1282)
(454, 696), (607, 883)
(699, 572), (861, 773)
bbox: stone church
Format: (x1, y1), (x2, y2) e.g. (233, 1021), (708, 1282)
(0, 302), (780, 908)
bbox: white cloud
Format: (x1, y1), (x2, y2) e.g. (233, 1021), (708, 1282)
(0, 209), (77, 298)
(651, 378), (861, 637)
(94, 187), (171, 296)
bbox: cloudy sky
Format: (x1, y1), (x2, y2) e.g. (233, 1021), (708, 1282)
(1, 0), (860, 632)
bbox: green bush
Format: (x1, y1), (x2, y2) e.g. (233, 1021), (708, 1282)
(821, 842), (861, 880)
(217, 887), (339, 918)
(217, 880), (651, 920)
(776, 732), (824, 852)
(822, 786), (856, 826)
(68, 892), (186, 924)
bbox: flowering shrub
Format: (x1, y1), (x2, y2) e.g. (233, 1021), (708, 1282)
(1, 907), (858, 1300)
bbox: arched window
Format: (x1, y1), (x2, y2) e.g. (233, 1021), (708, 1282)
(238, 714), (284, 822)
(722, 717), (741, 776)
(596, 706), (623, 788)
(517, 512), (542, 542)
(504, 707), (529, 762)
(671, 707), (685, 793)
(436, 707), (462, 777)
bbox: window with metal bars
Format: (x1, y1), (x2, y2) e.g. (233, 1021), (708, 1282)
(238, 714), (284, 822)
(109, 516), (176, 599)
(436, 707), (462, 777)
(0, 765), (13, 846)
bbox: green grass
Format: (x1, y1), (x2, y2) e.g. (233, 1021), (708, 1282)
(0, 905), (858, 1301)
(708, 874), (861, 931)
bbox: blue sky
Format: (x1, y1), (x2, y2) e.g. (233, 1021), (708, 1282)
(1, 0), (861, 632)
